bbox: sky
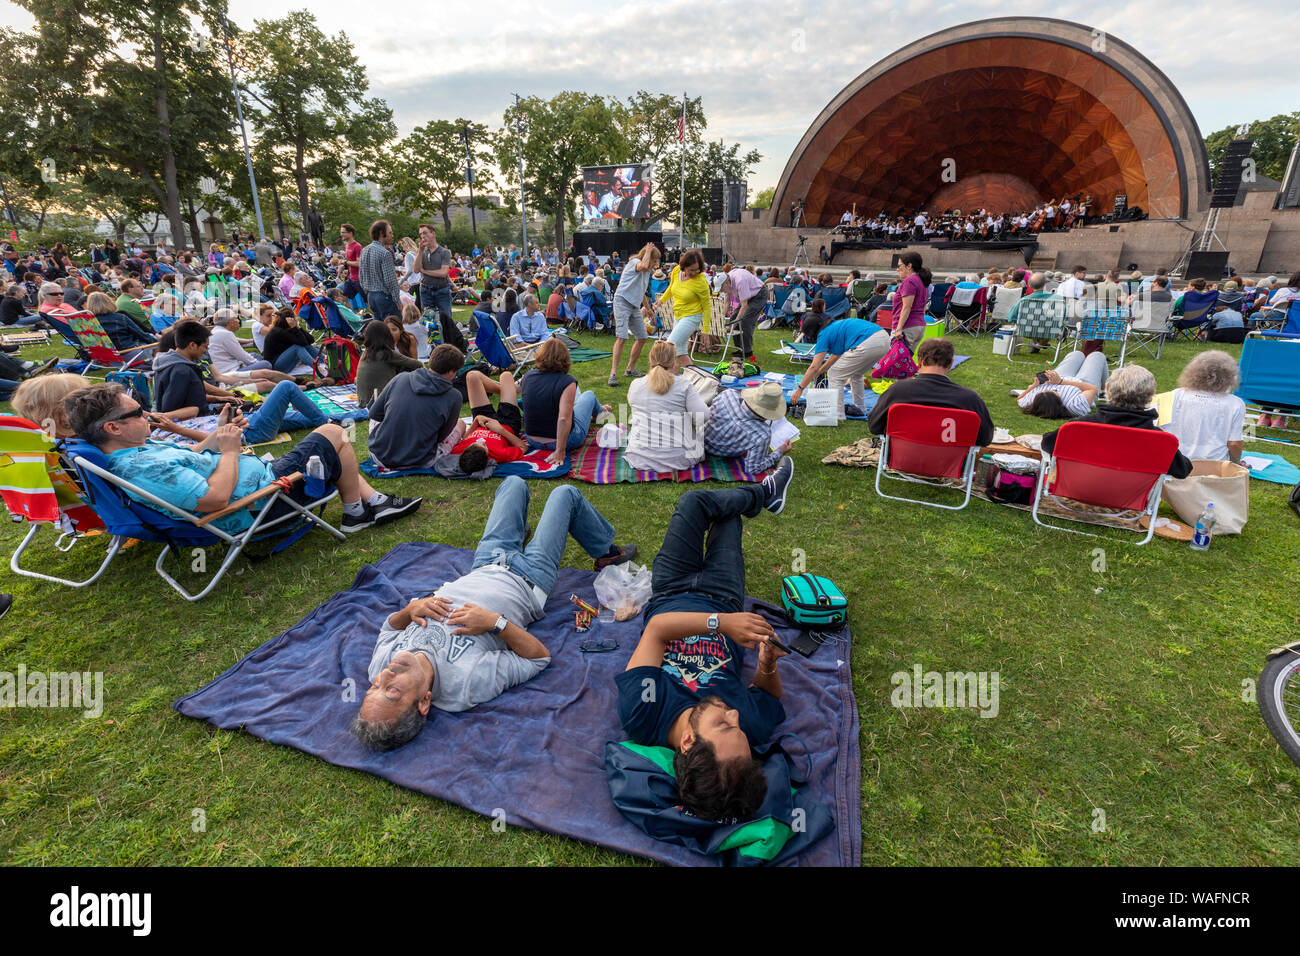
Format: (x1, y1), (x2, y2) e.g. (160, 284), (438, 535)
(2, 0), (1297, 195)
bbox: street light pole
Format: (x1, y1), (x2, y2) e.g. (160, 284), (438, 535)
(461, 125), (477, 237)
(221, 15), (266, 240)
(513, 94), (527, 253)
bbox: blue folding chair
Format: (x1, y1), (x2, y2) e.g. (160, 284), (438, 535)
(819, 287), (852, 319)
(1171, 289), (1218, 340)
(1255, 299), (1300, 337)
(926, 283), (953, 319)
(1236, 333), (1300, 437)
(471, 317), (544, 373)
(57, 439), (345, 601)
(1070, 309), (1132, 366)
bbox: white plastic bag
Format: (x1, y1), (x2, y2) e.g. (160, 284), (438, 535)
(804, 386), (842, 426)
(597, 422), (626, 448)
(592, 561), (653, 621)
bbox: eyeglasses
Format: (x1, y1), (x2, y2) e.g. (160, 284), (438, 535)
(102, 406), (146, 426)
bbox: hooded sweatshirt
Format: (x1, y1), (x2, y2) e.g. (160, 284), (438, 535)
(1042, 403), (1193, 478)
(153, 350), (208, 416)
(366, 367), (462, 470)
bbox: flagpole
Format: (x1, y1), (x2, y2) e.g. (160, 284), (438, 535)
(679, 92), (687, 253)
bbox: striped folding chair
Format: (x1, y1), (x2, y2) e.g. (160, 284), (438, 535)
(1008, 297), (1070, 363)
(1070, 309), (1132, 367)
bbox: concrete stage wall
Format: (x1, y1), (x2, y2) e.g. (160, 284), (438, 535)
(708, 201), (1300, 277)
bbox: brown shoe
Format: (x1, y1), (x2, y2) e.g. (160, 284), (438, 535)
(594, 544), (637, 571)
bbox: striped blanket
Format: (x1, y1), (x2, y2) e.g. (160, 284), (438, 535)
(305, 384), (369, 422)
(574, 435), (769, 485)
(150, 415), (289, 449)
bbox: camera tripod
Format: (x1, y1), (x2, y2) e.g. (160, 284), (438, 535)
(792, 234), (812, 270)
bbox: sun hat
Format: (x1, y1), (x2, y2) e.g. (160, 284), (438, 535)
(741, 381), (787, 421)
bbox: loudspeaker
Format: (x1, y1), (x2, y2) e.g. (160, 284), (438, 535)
(1211, 139), (1253, 209)
(726, 181), (746, 222)
(1186, 251), (1229, 281)
(709, 179), (724, 221)
(701, 247), (724, 266)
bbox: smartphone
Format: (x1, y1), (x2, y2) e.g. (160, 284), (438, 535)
(1035, 371), (1048, 384)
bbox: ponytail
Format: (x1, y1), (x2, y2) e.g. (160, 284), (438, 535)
(899, 252), (931, 286)
(917, 265), (933, 286)
(644, 340), (678, 395)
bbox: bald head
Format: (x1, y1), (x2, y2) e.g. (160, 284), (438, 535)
(1028, 272), (1047, 291)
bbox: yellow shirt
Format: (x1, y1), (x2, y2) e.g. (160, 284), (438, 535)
(666, 265), (712, 331)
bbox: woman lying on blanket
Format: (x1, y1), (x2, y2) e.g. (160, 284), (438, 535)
(1014, 349), (1108, 419)
(352, 477), (637, 751)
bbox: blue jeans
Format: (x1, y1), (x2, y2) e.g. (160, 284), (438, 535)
(367, 290), (399, 320)
(420, 284), (452, 320)
(7, 313), (41, 327)
(272, 344), (319, 374)
(243, 380), (328, 443)
(526, 388), (599, 452)
(646, 487), (765, 616)
(0, 378), (19, 401)
(470, 477), (615, 595)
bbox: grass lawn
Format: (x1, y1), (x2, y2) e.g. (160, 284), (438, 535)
(2, 308), (1298, 866)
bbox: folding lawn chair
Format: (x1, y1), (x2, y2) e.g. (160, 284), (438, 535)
(1127, 298), (1174, 360)
(1236, 333), (1300, 436)
(873, 404), (983, 511)
(926, 283), (953, 319)
(696, 294), (739, 362)
(471, 316), (545, 373)
(60, 439), (345, 601)
(1254, 299), (1300, 337)
(1007, 297), (1070, 362)
(944, 285), (990, 336)
(1171, 289), (1218, 341)
(848, 279), (875, 308)
(988, 286), (1022, 326)
(1030, 421), (1180, 545)
(1069, 309), (1132, 367)
(0, 416), (116, 588)
(65, 310), (156, 374)
(819, 287), (852, 319)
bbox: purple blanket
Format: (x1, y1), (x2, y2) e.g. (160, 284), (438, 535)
(174, 543), (860, 866)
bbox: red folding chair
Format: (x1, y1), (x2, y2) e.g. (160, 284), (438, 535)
(874, 403), (982, 510)
(1031, 421), (1180, 545)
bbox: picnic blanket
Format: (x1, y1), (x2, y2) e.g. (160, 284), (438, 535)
(566, 346), (613, 363)
(173, 543), (860, 867)
(304, 384), (369, 422)
(150, 415), (289, 449)
(723, 372), (877, 420)
(360, 447), (570, 480)
(574, 436), (770, 484)
(1240, 451), (1300, 485)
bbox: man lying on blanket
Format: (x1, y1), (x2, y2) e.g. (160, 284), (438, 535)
(352, 476), (638, 751)
(615, 455), (795, 821)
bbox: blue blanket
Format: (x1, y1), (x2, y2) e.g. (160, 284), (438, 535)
(723, 373), (878, 419)
(1242, 451), (1300, 484)
(173, 543), (860, 867)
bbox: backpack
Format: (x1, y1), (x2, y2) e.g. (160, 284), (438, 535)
(780, 574), (847, 628)
(106, 369), (151, 410)
(713, 358), (761, 377)
(1290, 480), (1300, 519)
(313, 335), (359, 385)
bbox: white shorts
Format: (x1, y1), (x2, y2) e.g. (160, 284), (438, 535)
(666, 313), (702, 355)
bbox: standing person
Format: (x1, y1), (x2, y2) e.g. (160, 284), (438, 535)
(359, 220), (401, 320)
(608, 242), (659, 386)
(411, 224), (464, 352)
(719, 264), (766, 365)
(339, 223), (364, 304)
(657, 249), (710, 368)
(788, 314), (888, 413)
(890, 252), (931, 350)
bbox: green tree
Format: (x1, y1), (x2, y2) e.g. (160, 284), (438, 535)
(239, 10), (395, 240)
(0, 0), (235, 248)
(620, 91), (705, 221)
(313, 184), (382, 241)
(1205, 113), (1300, 182)
(679, 140), (762, 238)
(381, 120), (495, 231)
(751, 186), (775, 210)
(494, 92), (629, 250)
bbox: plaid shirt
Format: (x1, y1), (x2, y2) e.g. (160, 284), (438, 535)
(359, 241), (399, 301)
(703, 389), (780, 474)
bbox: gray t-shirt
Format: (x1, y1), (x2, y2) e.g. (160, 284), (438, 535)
(366, 564), (548, 712)
(615, 257), (651, 309)
(420, 245), (452, 290)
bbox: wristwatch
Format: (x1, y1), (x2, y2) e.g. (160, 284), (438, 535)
(706, 613), (720, 635)
(491, 615), (508, 636)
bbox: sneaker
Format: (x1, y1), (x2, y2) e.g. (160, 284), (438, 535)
(762, 455), (795, 515)
(0, 593), (11, 622)
(594, 406), (614, 426)
(341, 504), (376, 534)
(24, 357), (59, 379)
(370, 495), (423, 526)
(0, 343), (19, 354)
(623, 369), (643, 379)
(608, 374), (620, 387)
(1009, 389), (1023, 397)
(594, 543), (638, 571)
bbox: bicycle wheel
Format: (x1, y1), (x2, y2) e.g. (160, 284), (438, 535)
(1258, 648), (1300, 767)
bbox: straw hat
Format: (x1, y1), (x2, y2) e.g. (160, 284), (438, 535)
(1128, 269), (1143, 280)
(652, 268), (667, 280)
(741, 381), (787, 421)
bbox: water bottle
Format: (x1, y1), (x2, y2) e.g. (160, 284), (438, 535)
(304, 454), (326, 499)
(1190, 501), (1216, 551)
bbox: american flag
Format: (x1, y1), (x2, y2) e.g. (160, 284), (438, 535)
(677, 101), (685, 142)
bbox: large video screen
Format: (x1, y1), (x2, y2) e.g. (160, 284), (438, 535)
(581, 164), (652, 221)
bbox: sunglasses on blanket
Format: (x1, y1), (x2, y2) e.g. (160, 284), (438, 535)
(579, 638), (619, 653)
